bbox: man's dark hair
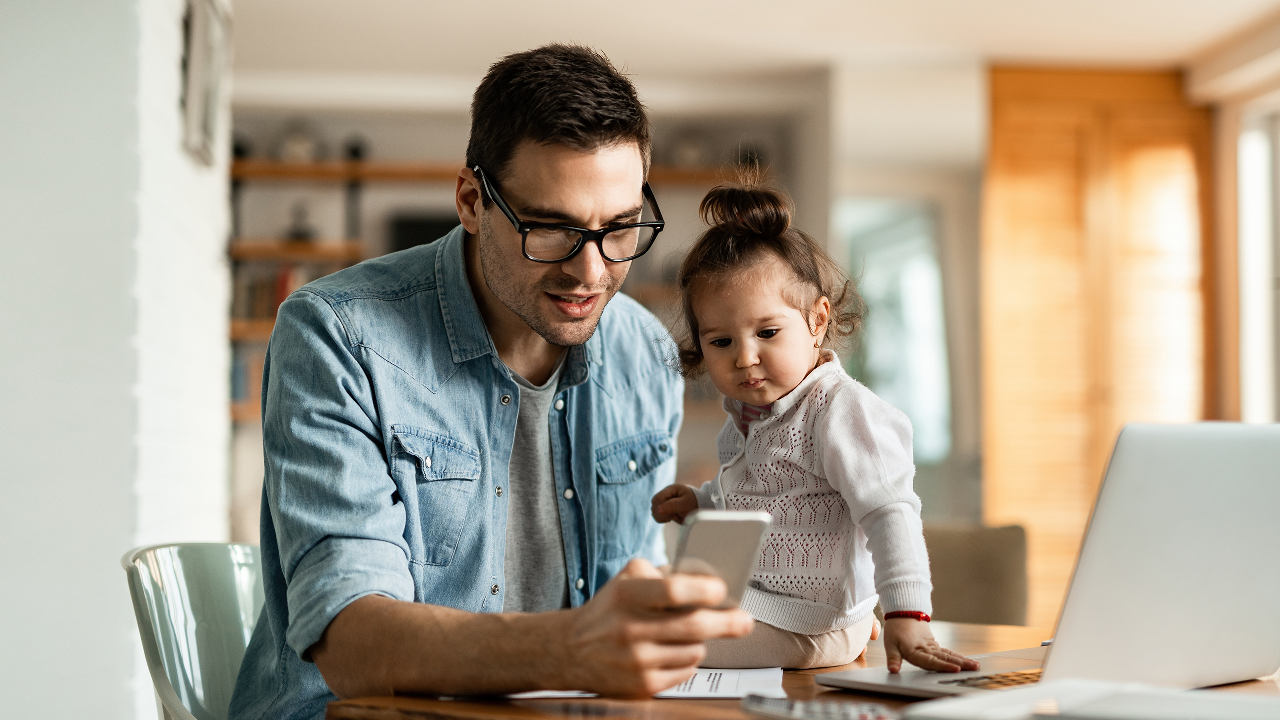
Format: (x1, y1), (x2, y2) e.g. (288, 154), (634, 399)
(466, 44), (650, 202)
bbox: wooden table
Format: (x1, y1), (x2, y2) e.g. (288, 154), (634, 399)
(326, 622), (1280, 719)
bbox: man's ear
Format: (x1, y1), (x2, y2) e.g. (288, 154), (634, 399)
(456, 167), (483, 234)
(810, 296), (832, 345)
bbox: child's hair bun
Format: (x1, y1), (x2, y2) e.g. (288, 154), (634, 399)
(699, 177), (793, 239)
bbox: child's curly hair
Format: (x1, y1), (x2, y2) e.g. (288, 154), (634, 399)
(676, 173), (865, 377)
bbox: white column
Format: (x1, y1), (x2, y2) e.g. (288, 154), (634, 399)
(0, 1), (231, 719)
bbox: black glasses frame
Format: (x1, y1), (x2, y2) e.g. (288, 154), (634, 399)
(473, 165), (665, 264)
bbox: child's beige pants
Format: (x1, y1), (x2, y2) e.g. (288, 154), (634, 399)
(701, 615), (877, 669)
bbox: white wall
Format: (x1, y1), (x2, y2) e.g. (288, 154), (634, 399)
(0, 1), (231, 718)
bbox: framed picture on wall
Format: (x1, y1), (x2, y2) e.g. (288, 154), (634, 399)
(181, 0), (231, 165)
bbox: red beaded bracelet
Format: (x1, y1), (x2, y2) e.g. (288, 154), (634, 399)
(884, 611), (931, 622)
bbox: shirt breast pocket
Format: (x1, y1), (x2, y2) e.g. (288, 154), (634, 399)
(595, 431), (674, 562)
(391, 427), (481, 567)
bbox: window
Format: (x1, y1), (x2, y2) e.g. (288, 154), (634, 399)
(835, 198), (952, 481)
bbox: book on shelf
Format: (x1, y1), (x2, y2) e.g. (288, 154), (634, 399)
(231, 344), (268, 405)
(231, 261), (331, 321)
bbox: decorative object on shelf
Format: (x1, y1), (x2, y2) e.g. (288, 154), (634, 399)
(284, 201), (316, 242)
(668, 130), (712, 169)
(342, 137), (367, 239)
(275, 119), (326, 163)
(344, 136), (368, 162)
(180, 0), (231, 165)
(232, 133), (252, 160)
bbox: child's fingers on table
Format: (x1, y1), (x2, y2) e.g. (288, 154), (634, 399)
(885, 645), (903, 673)
(904, 647), (961, 672)
(934, 646), (978, 670)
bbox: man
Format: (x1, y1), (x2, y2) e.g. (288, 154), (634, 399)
(229, 45), (752, 720)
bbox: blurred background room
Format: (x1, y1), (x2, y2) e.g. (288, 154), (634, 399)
(3, 1), (1279, 718)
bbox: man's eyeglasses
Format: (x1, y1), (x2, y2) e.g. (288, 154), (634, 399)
(473, 165), (665, 263)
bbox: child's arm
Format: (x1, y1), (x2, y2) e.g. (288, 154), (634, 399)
(651, 484), (699, 523)
(819, 383), (976, 672)
(882, 617), (979, 673)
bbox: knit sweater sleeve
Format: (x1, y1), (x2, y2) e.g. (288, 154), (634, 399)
(817, 381), (933, 615)
(691, 478), (723, 510)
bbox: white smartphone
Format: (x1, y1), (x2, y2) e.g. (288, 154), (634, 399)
(672, 509), (773, 608)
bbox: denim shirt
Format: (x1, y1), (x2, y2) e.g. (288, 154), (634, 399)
(229, 226), (683, 720)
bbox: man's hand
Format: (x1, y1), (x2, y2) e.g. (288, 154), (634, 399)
(311, 558), (751, 699)
(558, 558), (753, 697)
(882, 618), (979, 674)
(651, 484), (699, 524)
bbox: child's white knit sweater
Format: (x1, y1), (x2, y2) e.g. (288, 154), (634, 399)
(692, 351), (933, 635)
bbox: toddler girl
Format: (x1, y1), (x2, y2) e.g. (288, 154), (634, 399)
(651, 179), (979, 673)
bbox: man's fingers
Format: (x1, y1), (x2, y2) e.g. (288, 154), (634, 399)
(618, 574), (728, 611)
(619, 607), (753, 645)
(665, 573), (732, 608)
(616, 558), (662, 581)
(631, 639), (706, 670)
(637, 667), (701, 698)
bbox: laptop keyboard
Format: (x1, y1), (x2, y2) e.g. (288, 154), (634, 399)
(937, 668), (1042, 690)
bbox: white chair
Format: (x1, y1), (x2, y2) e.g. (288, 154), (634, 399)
(122, 544), (264, 720)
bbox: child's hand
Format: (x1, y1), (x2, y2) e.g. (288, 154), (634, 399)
(882, 618), (979, 674)
(651, 484), (699, 524)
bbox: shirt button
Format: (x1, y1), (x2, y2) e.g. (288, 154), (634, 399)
(491, 584), (500, 595)
(563, 488), (574, 500)
(424, 456), (432, 468)
(500, 394), (512, 405)
(554, 398), (565, 411)
(576, 578), (585, 590)
(659, 443), (668, 452)
(495, 487), (503, 497)
(627, 459), (637, 472)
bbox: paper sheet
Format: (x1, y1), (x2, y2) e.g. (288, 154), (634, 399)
(654, 667), (786, 699)
(506, 667), (787, 700)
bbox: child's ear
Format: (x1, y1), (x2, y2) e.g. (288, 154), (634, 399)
(810, 296), (832, 344)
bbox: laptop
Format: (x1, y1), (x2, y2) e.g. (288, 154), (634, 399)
(817, 422), (1280, 698)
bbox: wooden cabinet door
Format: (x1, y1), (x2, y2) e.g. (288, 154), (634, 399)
(983, 69), (1212, 628)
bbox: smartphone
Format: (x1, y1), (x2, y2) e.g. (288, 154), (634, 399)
(672, 509), (773, 608)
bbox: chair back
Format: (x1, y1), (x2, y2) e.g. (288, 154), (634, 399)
(924, 524), (1028, 626)
(122, 544), (264, 720)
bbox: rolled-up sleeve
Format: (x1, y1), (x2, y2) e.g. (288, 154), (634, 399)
(262, 290), (415, 660)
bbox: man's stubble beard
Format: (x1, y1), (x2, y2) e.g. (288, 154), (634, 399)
(478, 211), (625, 347)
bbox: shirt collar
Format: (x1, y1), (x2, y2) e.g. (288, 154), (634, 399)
(434, 225), (601, 385)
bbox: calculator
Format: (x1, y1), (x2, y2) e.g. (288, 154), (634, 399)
(741, 694), (900, 720)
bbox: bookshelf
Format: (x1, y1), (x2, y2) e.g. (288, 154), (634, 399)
(228, 158), (725, 422)
(231, 158), (727, 186)
(229, 239), (363, 263)
(229, 159), (458, 422)
(231, 159), (461, 182)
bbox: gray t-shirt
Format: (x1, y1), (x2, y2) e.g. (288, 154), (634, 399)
(502, 356), (570, 613)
